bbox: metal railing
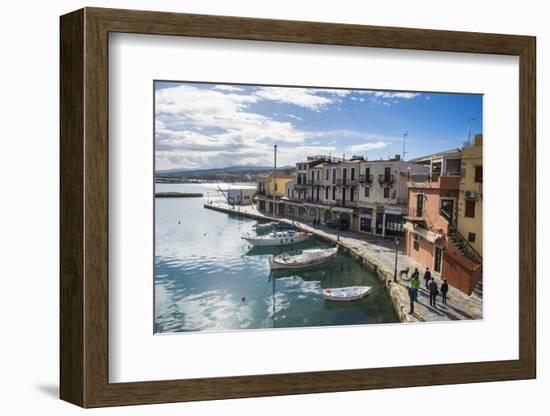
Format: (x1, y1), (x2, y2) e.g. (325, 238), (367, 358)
(378, 174), (396, 185)
(403, 206), (424, 220)
(359, 174), (373, 184)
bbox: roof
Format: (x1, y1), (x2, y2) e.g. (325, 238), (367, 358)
(408, 148), (461, 163)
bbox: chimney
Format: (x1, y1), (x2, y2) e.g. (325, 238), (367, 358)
(394, 154), (401, 161)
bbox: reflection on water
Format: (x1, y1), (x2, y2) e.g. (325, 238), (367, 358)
(155, 183), (398, 333)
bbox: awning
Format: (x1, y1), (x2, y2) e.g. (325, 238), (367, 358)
(332, 206), (354, 214)
(403, 222), (443, 243)
(304, 202), (330, 210)
(384, 205), (404, 215)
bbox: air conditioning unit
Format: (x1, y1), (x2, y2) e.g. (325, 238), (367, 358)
(464, 190), (477, 200)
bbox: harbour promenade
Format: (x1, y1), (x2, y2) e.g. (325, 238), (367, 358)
(204, 201), (483, 324)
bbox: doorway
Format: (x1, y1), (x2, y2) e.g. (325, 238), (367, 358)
(434, 246), (443, 273)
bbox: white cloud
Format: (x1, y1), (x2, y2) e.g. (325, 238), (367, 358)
(285, 114), (303, 121)
(155, 85), (342, 170)
(213, 85), (244, 92)
(254, 87), (334, 110)
(349, 141), (389, 153)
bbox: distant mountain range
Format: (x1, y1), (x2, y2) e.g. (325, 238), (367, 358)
(155, 164), (295, 183)
(156, 165), (294, 176)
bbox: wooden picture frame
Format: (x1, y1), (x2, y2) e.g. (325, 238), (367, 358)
(60, 7), (536, 408)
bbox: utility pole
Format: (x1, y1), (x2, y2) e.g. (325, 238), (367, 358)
(467, 117), (477, 146)
(272, 144), (277, 217)
(402, 131), (408, 160)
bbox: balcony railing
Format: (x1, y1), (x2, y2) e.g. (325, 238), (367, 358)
(378, 174), (396, 185)
(403, 207), (424, 221)
(359, 174), (374, 184)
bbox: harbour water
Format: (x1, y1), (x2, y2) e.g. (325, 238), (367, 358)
(155, 183), (399, 333)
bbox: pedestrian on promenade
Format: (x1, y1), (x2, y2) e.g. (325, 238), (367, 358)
(423, 267), (432, 289)
(411, 268), (420, 281)
(428, 277), (439, 308)
(441, 279), (449, 305)
(407, 283), (417, 314)
(410, 273), (420, 299)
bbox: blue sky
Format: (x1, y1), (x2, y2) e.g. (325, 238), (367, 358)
(155, 81), (482, 170)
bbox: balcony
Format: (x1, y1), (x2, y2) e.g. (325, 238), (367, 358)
(335, 178), (357, 186)
(378, 174), (396, 185)
(403, 207), (424, 222)
(334, 199), (357, 208)
(408, 174), (460, 190)
(359, 174), (374, 184)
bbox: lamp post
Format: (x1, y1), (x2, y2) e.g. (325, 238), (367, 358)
(393, 237), (400, 282)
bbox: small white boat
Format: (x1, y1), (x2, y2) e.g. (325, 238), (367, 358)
(323, 286), (372, 301)
(242, 230), (309, 247)
(269, 247), (338, 270)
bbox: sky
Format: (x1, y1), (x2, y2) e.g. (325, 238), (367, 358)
(155, 81), (482, 171)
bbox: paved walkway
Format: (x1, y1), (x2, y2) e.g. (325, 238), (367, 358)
(205, 202), (483, 323)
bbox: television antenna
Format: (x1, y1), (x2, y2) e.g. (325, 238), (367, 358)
(402, 131), (408, 160)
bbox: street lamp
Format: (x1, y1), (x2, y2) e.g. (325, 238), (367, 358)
(393, 237), (400, 282)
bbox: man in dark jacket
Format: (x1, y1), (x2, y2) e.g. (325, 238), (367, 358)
(407, 284), (417, 314)
(441, 279), (449, 305)
(423, 268), (432, 289)
(428, 277), (439, 308)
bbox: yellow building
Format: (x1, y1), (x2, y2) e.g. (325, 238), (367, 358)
(256, 173), (295, 215)
(257, 173), (294, 196)
(457, 133), (483, 257)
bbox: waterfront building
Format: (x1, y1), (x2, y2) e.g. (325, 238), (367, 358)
(404, 148), (482, 295)
(226, 188), (256, 206)
(457, 134), (483, 259)
(356, 156), (429, 237)
(256, 172), (294, 214)
(258, 154), (426, 237)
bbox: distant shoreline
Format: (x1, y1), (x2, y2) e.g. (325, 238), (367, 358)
(155, 192), (203, 198)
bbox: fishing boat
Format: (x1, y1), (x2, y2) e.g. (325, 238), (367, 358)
(242, 230), (309, 247)
(253, 221), (292, 231)
(269, 247), (338, 270)
(323, 286), (372, 301)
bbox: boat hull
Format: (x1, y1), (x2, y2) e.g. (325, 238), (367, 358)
(269, 248), (338, 270)
(243, 232), (309, 247)
(323, 286), (372, 301)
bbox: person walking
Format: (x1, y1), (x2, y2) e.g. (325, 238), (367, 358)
(423, 267), (432, 289)
(411, 268), (420, 281)
(441, 279), (449, 305)
(410, 273), (420, 299)
(407, 283), (417, 314)
(428, 277), (439, 308)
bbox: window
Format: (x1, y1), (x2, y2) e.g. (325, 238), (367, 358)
(468, 232), (476, 243)
(350, 188), (355, 202)
(364, 186), (370, 198)
(332, 186), (336, 200)
(475, 166), (483, 182)
(351, 167), (355, 180)
(332, 168), (336, 184)
(383, 187), (390, 198)
(365, 167), (370, 178)
(325, 186), (329, 200)
(465, 200), (476, 218)
(316, 170), (320, 180)
(325, 169), (329, 181)
(413, 234), (419, 251)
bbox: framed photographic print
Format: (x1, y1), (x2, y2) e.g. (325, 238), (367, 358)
(60, 7), (536, 408)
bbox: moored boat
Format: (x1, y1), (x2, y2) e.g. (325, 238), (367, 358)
(242, 230), (309, 247)
(269, 247), (338, 270)
(253, 221), (292, 231)
(323, 286), (372, 301)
